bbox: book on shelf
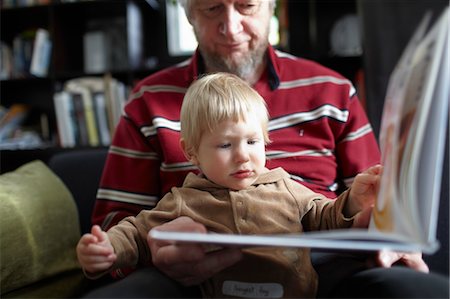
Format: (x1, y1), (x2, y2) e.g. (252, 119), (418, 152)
(150, 7), (449, 254)
(53, 75), (127, 148)
(126, 0), (144, 70)
(0, 42), (13, 80)
(92, 92), (111, 146)
(0, 104), (30, 142)
(83, 31), (109, 74)
(71, 93), (90, 147)
(12, 30), (34, 78)
(10, 28), (52, 79)
(53, 91), (77, 148)
(65, 80), (100, 147)
(103, 73), (127, 133)
(83, 17), (128, 74)
(30, 28), (52, 78)
(1, 0), (51, 8)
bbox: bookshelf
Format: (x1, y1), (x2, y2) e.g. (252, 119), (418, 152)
(1, 0), (363, 173)
(288, 0), (363, 80)
(0, 0), (183, 143)
(0, 0), (185, 172)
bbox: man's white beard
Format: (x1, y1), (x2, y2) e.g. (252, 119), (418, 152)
(200, 43), (267, 81)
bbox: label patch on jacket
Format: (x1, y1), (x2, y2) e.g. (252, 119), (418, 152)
(222, 281), (283, 298)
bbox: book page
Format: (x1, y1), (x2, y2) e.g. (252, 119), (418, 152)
(149, 228), (437, 254)
(416, 17), (449, 243)
(370, 11), (433, 239)
(371, 8), (449, 249)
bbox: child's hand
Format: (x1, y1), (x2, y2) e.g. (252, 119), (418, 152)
(345, 164), (382, 220)
(76, 225), (117, 274)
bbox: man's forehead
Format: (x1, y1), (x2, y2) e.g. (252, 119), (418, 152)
(191, 0), (264, 5)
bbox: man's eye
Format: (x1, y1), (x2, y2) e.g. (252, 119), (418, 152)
(237, 2), (260, 15)
(202, 5), (223, 17)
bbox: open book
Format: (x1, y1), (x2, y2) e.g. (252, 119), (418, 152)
(150, 8), (449, 254)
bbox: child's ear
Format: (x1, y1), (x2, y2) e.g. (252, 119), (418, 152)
(180, 138), (199, 165)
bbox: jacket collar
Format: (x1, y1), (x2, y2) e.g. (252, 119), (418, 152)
(183, 167), (289, 191)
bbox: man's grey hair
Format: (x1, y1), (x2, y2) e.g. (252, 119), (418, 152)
(177, 0), (190, 18)
(177, 0), (276, 19)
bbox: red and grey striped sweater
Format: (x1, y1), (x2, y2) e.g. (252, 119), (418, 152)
(92, 46), (380, 235)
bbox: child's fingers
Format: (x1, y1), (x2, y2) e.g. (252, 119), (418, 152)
(91, 225), (112, 249)
(353, 173), (378, 193)
(352, 206), (374, 228)
(81, 251), (116, 264)
(81, 255), (116, 273)
(79, 233), (96, 245)
(366, 164), (383, 175)
(78, 233), (113, 261)
(84, 261), (115, 274)
(87, 242), (115, 256)
(78, 245), (116, 271)
(91, 225), (107, 241)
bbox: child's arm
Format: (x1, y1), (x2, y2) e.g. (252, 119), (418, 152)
(76, 225), (117, 274)
(344, 164), (382, 219)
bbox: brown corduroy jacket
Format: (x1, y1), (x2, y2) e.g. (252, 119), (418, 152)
(107, 167), (354, 298)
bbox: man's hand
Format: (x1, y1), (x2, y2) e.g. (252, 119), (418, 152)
(370, 250), (429, 273)
(348, 165), (429, 274)
(147, 216), (243, 286)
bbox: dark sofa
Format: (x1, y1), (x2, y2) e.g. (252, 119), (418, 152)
(48, 148), (109, 235)
(1, 147), (448, 298)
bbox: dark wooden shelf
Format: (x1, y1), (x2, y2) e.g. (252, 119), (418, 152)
(1, 0), (363, 166)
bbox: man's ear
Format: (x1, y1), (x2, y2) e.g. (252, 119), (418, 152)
(180, 138), (199, 165)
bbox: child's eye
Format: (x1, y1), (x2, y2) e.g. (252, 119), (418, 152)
(218, 143), (231, 149)
(247, 139), (258, 145)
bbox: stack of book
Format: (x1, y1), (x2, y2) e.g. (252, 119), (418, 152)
(1, 0), (51, 8)
(1, 28), (52, 79)
(53, 74), (128, 148)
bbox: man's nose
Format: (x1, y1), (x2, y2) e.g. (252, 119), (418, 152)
(220, 6), (244, 36)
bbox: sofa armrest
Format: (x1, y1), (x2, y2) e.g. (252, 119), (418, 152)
(48, 148), (108, 234)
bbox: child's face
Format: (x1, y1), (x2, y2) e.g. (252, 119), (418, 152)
(192, 114), (267, 190)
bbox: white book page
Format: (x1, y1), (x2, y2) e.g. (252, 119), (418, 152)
(416, 12), (449, 243)
(149, 229), (439, 254)
(370, 12), (433, 240)
(371, 8), (448, 248)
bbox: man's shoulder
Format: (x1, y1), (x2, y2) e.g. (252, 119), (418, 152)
(135, 60), (192, 89)
(122, 60), (192, 122)
(273, 49), (345, 79)
(124, 60), (192, 109)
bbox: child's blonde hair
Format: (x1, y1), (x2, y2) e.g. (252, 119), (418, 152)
(180, 72), (270, 154)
